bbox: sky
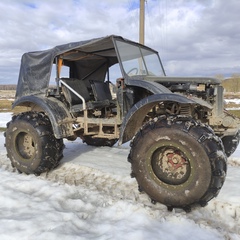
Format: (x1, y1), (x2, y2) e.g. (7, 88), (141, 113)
(0, 0), (239, 84)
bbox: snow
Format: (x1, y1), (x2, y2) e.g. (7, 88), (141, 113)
(225, 99), (240, 105)
(0, 112), (240, 239)
(0, 112), (12, 128)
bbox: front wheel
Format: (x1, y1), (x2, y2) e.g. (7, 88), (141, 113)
(5, 112), (64, 175)
(129, 116), (227, 210)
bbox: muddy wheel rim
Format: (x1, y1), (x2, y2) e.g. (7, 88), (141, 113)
(146, 140), (195, 189)
(151, 146), (191, 185)
(16, 131), (36, 160)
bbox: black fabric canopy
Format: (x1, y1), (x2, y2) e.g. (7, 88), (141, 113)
(16, 35), (123, 99)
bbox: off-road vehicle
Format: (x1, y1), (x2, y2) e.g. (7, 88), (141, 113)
(5, 35), (240, 211)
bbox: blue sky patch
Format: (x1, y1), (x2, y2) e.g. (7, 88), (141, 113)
(24, 2), (37, 9)
(128, 0), (139, 11)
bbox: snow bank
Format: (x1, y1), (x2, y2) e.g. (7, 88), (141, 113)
(0, 165), (229, 240)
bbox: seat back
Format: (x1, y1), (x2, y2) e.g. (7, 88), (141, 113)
(61, 78), (91, 105)
(91, 81), (112, 101)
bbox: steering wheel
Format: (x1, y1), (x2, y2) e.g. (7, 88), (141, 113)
(127, 68), (138, 76)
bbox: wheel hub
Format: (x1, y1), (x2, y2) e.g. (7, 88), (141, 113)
(167, 152), (186, 171)
(16, 132), (35, 160)
(151, 147), (191, 185)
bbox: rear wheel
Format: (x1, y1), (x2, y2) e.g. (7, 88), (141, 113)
(129, 116), (227, 210)
(83, 136), (118, 147)
(222, 130), (240, 157)
(5, 111), (64, 175)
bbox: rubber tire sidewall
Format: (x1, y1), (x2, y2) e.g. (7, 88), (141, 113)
(5, 111), (64, 175)
(6, 118), (47, 173)
(131, 124), (212, 207)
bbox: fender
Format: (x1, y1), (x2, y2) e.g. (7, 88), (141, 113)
(12, 95), (74, 139)
(119, 93), (198, 145)
(126, 79), (171, 94)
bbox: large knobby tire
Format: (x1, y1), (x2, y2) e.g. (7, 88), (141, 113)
(221, 130), (240, 157)
(5, 111), (64, 175)
(128, 116), (227, 210)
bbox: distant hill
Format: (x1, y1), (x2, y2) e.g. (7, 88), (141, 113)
(0, 85), (17, 90)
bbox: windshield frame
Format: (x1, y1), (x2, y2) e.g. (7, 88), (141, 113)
(113, 38), (166, 79)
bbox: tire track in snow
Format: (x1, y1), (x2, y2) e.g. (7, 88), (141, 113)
(0, 154), (239, 237)
(41, 162), (240, 237)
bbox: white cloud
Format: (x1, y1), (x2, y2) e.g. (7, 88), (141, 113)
(0, 0), (239, 84)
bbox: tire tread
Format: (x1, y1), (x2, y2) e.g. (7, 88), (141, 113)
(5, 111), (64, 174)
(129, 115), (227, 210)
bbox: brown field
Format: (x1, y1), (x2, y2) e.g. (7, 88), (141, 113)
(0, 90), (27, 113)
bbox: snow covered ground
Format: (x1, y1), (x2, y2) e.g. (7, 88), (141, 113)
(225, 99), (240, 105)
(0, 112), (240, 240)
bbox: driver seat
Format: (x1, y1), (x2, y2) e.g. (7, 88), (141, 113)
(61, 78), (111, 112)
